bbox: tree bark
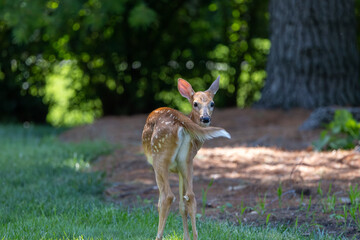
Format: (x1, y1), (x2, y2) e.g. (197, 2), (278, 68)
(258, 0), (360, 109)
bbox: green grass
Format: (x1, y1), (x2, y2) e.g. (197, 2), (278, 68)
(0, 124), (338, 239)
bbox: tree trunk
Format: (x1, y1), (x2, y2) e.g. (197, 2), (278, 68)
(258, 0), (360, 109)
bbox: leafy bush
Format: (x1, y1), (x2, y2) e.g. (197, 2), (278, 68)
(0, 0), (270, 126)
(313, 110), (360, 151)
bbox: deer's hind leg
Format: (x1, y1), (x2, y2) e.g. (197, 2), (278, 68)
(152, 150), (176, 240)
(179, 173), (191, 240)
(178, 156), (198, 240)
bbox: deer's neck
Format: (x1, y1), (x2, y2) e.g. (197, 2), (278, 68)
(189, 111), (200, 125)
(188, 110), (204, 150)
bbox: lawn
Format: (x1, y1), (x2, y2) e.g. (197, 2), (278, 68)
(0, 125), (338, 239)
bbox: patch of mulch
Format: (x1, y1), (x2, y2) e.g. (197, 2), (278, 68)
(59, 108), (360, 238)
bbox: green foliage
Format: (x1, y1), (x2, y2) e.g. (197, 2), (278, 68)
(1, 0), (359, 126)
(313, 110), (360, 151)
(129, 3), (158, 29)
(44, 61), (102, 126)
(0, 0), (270, 126)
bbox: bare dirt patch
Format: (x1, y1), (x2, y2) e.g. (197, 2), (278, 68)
(60, 108), (360, 238)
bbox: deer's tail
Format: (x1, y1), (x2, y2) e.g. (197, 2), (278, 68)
(180, 118), (231, 142)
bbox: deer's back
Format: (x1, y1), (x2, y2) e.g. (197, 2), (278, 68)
(142, 108), (187, 166)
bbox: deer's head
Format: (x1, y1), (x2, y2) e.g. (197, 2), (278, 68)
(178, 76), (220, 127)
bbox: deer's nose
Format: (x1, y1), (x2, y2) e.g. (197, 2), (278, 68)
(200, 116), (210, 124)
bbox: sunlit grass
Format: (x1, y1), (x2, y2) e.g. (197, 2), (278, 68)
(0, 125), (338, 239)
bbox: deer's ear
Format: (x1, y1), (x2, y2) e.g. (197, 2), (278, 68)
(206, 76), (220, 96)
(178, 78), (194, 101)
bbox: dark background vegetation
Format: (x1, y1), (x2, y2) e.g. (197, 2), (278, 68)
(0, 0), (359, 126)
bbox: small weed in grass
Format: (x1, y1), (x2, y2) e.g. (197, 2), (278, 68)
(277, 181), (283, 208)
(348, 184), (360, 231)
(236, 200), (248, 225)
(200, 178), (214, 217)
(349, 184), (360, 207)
(320, 183), (337, 214)
(266, 213), (271, 226)
(218, 202), (233, 213)
(299, 190), (305, 210)
(306, 196), (312, 218)
(255, 194), (267, 216)
(340, 205), (349, 229)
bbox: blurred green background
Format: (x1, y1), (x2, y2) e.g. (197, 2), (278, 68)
(0, 0), (359, 126)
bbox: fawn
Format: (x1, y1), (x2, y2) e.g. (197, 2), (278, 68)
(142, 76), (230, 240)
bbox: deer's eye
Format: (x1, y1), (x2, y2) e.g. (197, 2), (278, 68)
(193, 102), (198, 108)
(210, 102), (215, 107)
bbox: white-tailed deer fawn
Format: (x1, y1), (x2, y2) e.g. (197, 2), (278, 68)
(142, 76), (230, 240)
